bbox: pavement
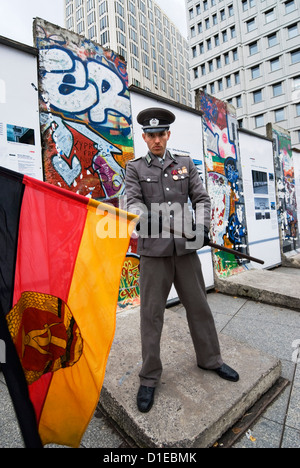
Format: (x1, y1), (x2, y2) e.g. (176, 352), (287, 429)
(0, 261), (300, 449)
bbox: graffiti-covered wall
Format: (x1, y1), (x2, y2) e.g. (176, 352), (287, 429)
(34, 19), (135, 309)
(34, 18), (133, 203)
(196, 91), (249, 278)
(267, 123), (299, 255)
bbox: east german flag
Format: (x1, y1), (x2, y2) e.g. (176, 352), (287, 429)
(0, 166), (136, 448)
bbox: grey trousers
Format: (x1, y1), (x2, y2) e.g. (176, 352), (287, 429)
(139, 252), (223, 387)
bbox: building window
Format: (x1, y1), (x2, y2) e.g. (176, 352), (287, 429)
(131, 57), (140, 71)
(214, 34), (220, 46)
(228, 4), (234, 16)
(218, 79), (223, 91)
(236, 95), (242, 108)
(222, 30), (228, 42)
(270, 57), (280, 71)
(199, 43), (204, 54)
(220, 9), (225, 21)
(251, 64), (261, 79)
(224, 52), (229, 65)
(287, 23), (299, 39)
(242, 0), (248, 12)
(201, 64), (206, 75)
(249, 41), (258, 55)
(268, 33), (278, 47)
(272, 82), (283, 97)
(246, 18), (256, 32)
(285, 0), (296, 14)
(88, 25), (96, 39)
(77, 21), (84, 33)
(205, 18), (210, 29)
(255, 114), (264, 127)
(274, 108), (285, 122)
(212, 14), (217, 25)
(230, 26), (236, 38)
(233, 48), (238, 61)
(226, 75), (231, 87)
(100, 30), (109, 45)
(265, 9), (275, 23)
(216, 56), (221, 68)
(253, 89), (263, 103)
(193, 67), (199, 79)
(291, 49), (300, 63)
(296, 103), (300, 116)
(234, 72), (240, 84)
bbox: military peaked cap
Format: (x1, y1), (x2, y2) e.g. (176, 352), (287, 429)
(137, 107), (176, 133)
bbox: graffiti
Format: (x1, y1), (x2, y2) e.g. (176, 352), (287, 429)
(118, 253), (140, 309)
(197, 91), (249, 278)
(39, 47), (131, 126)
(34, 19), (134, 201)
(34, 19), (136, 310)
(267, 123), (299, 252)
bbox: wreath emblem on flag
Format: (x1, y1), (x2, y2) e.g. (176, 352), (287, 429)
(7, 291), (83, 385)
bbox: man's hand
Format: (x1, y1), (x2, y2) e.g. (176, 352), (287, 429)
(185, 224), (210, 249)
(203, 225), (210, 246)
(136, 212), (163, 237)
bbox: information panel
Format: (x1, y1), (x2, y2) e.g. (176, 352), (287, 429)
(239, 130), (281, 268)
(0, 41), (43, 179)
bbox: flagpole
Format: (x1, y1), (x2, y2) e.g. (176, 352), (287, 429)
(0, 304), (43, 448)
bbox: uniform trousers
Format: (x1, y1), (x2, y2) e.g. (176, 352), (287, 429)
(139, 251), (223, 387)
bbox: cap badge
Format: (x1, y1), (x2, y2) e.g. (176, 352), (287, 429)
(150, 118), (159, 127)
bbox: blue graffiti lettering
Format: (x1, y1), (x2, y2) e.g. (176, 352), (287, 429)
(39, 46), (131, 126)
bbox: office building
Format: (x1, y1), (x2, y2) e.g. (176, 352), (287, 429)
(187, 0), (300, 148)
(65, 0), (192, 106)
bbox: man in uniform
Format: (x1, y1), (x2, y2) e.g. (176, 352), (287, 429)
(125, 107), (239, 413)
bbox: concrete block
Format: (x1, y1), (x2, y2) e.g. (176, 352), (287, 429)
(99, 306), (281, 448)
(216, 269), (300, 311)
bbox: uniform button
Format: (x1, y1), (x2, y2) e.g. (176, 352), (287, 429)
(166, 187), (170, 191)
(181, 175), (184, 179)
(147, 178), (151, 182)
(168, 201), (171, 205)
(164, 173), (168, 177)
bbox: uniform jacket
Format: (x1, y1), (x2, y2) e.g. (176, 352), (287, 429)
(125, 150), (211, 257)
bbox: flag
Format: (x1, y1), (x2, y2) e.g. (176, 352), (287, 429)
(0, 166), (136, 448)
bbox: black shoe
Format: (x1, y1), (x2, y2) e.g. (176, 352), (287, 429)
(198, 363), (239, 382)
(137, 385), (155, 413)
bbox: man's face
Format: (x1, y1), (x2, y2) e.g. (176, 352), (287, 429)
(142, 130), (171, 157)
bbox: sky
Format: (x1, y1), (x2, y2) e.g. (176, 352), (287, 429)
(157, 0), (188, 37)
(0, 0), (187, 47)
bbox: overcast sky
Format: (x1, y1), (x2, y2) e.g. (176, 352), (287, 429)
(0, 0), (187, 47)
(157, 0), (188, 37)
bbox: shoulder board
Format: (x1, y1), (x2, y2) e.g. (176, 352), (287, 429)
(168, 149), (190, 158)
(128, 156), (143, 163)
